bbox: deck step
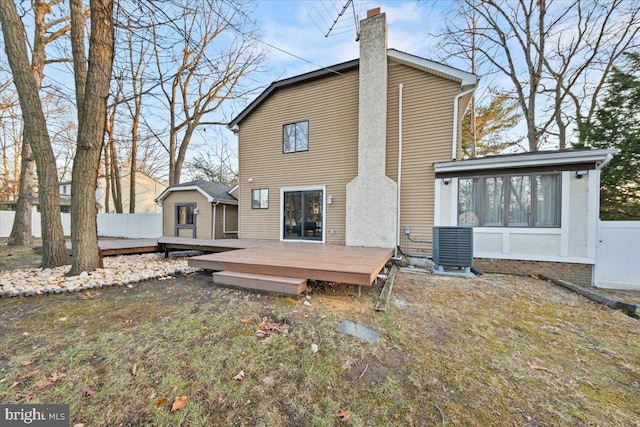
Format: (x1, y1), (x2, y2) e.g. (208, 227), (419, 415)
(212, 271), (307, 296)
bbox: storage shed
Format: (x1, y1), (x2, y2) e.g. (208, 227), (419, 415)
(155, 180), (238, 240)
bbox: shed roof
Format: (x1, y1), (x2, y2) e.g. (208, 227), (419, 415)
(228, 49), (478, 129)
(155, 180), (237, 205)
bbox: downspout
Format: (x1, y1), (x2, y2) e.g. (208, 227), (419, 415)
(395, 83), (404, 258)
(592, 152), (614, 286)
(452, 87), (476, 160)
(212, 200), (219, 239)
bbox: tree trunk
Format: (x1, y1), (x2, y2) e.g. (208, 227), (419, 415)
(103, 143), (110, 212)
(0, 0), (68, 266)
(129, 119), (137, 213)
(68, 0), (114, 275)
(7, 141), (33, 246)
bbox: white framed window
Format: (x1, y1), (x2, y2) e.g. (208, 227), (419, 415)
(458, 173), (560, 227)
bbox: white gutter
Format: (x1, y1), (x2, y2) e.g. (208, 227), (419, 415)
(396, 83), (404, 257)
(436, 149), (619, 173)
(596, 152), (614, 170)
(451, 87), (476, 160)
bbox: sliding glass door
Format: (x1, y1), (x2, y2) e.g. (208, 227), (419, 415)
(283, 190), (323, 241)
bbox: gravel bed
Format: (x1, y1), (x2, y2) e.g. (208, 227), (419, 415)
(0, 253), (200, 297)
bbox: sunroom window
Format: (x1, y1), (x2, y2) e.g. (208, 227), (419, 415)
(458, 173), (560, 227)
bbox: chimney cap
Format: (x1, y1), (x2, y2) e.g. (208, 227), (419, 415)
(366, 7), (381, 18)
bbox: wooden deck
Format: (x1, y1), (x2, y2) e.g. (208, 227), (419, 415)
(66, 236), (393, 291)
(189, 242), (393, 287)
(66, 239), (161, 257)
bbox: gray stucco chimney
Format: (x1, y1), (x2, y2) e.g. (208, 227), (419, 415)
(345, 8), (397, 248)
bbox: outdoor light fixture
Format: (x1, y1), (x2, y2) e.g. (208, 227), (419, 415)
(575, 170), (589, 179)
(327, 195), (333, 204)
(247, 177), (253, 183)
(443, 178), (451, 185)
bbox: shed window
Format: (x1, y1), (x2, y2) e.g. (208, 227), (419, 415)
(283, 121), (308, 153)
(252, 189), (269, 209)
(458, 173), (560, 227)
(176, 204), (196, 225)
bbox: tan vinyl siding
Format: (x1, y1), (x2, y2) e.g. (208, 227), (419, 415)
(386, 62), (461, 255)
(222, 204), (238, 238)
(238, 62), (464, 250)
(214, 204), (239, 239)
(161, 190), (212, 239)
(238, 69), (360, 243)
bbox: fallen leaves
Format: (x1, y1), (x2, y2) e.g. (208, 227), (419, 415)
(35, 372), (66, 390)
(240, 318), (251, 324)
(171, 395), (188, 412)
(233, 371), (245, 381)
(154, 398), (168, 406)
(20, 360), (32, 366)
(82, 388), (93, 397)
(131, 363), (137, 376)
(336, 407), (350, 422)
(255, 317), (289, 343)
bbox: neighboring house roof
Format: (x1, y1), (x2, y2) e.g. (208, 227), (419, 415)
(434, 149), (618, 177)
(155, 180), (238, 205)
(0, 195), (72, 207)
(228, 49), (478, 129)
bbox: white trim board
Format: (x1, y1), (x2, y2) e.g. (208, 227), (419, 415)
(279, 185), (326, 244)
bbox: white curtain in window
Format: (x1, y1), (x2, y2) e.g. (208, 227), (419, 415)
(483, 177), (504, 226)
(458, 178), (480, 226)
(508, 175), (531, 226)
(535, 175), (559, 226)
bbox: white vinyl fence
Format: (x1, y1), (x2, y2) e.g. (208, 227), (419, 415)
(595, 221), (640, 290)
(1, 211), (161, 239)
(96, 213), (162, 238)
(0, 211), (71, 238)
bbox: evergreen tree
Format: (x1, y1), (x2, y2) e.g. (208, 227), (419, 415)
(583, 52), (640, 220)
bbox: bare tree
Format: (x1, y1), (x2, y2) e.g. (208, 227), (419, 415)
(68, 0), (115, 275)
(3, 0), (71, 247)
(438, 0), (640, 150)
(123, 23), (150, 212)
(542, 0), (640, 148)
(0, 0), (68, 265)
(151, 0), (265, 185)
(0, 81), (21, 202)
(185, 134), (238, 186)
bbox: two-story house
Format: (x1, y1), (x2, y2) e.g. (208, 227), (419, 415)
(229, 8), (476, 252)
(226, 8), (616, 287)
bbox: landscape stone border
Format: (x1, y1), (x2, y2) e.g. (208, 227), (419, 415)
(0, 253), (200, 298)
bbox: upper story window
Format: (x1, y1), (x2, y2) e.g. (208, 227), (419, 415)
(283, 121), (309, 153)
(252, 189), (269, 209)
(458, 173), (560, 228)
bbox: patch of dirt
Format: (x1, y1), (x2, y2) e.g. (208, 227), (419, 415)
(0, 238), (43, 270)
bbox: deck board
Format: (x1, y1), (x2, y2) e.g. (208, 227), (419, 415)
(189, 244), (393, 286)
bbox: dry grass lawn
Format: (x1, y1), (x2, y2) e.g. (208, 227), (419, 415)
(0, 269), (638, 426)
